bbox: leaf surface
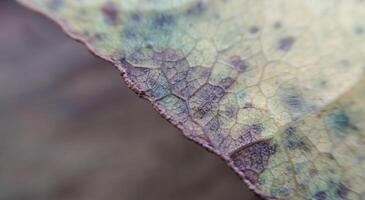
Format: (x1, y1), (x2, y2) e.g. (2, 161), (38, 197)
(17, 0), (365, 199)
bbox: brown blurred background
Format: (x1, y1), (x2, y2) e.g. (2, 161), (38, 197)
(0, 1), (259, 199)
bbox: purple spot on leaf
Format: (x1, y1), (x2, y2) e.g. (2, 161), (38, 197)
(230, 141), (275, 176)
(187, 1), (207, 15)
(245, 123), (263, 135)
(278, 36), (295, 51)
(249, 26), (259, 34)
(230, 56), (248, 72)
(130, 12), (142, 21)
(243, 169), (259, 184)
(219, 77), (234, 89)
(153, 14), (174, 28)
(102, 2), (120, 25)
(337, 184), (349, 198)
(314, 191), (327, 200)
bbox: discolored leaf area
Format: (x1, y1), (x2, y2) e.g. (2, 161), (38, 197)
(17, 0), (365, 199)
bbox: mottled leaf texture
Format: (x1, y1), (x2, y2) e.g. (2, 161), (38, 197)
(17, 0), (365, 199)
